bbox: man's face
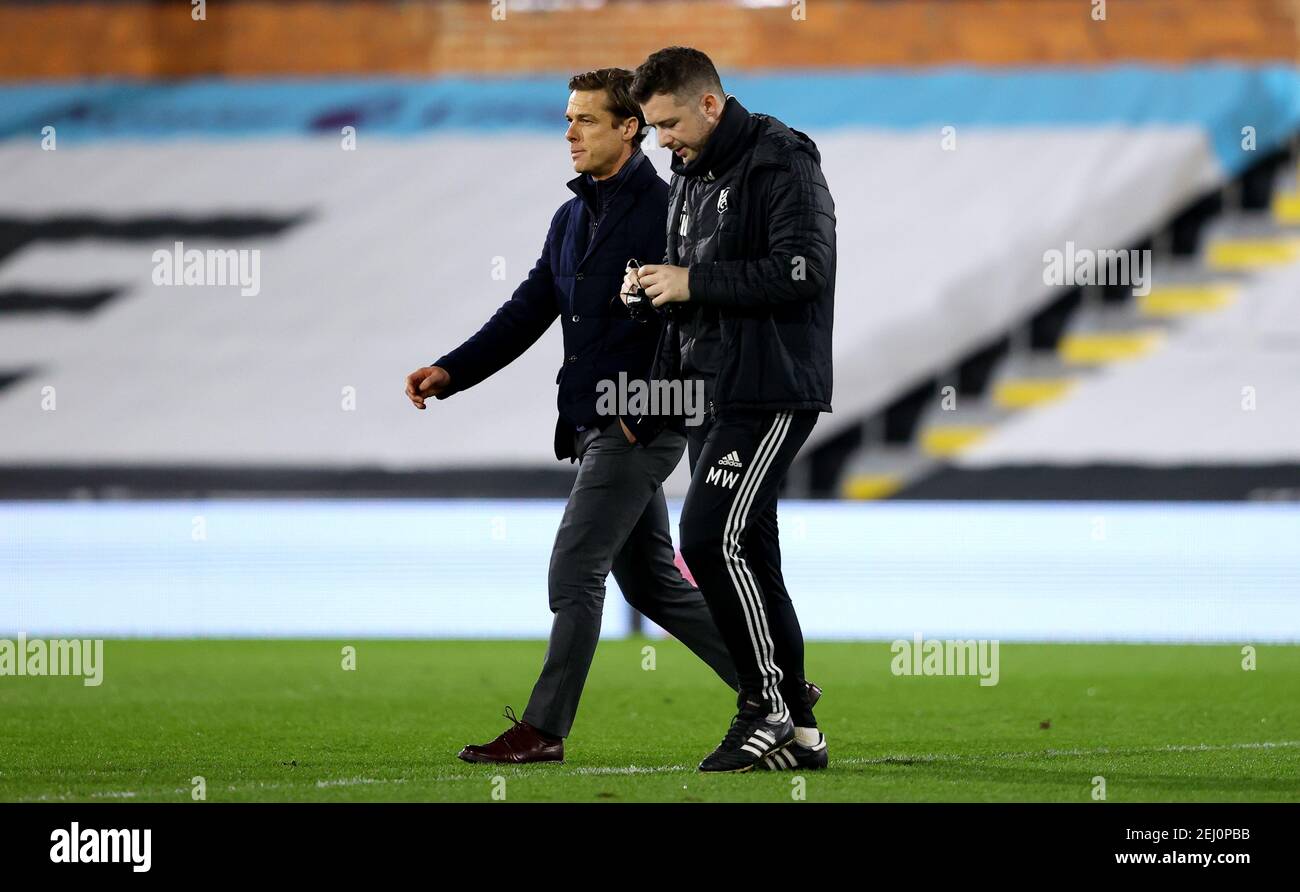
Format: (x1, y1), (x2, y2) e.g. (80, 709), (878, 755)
(565, 90), (631, 178)
(640, 91), (718, 164)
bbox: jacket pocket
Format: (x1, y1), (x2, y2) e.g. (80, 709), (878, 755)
(713, 214), (743, 254)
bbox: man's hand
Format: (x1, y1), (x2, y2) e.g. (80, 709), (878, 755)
(619, 418), (637, 444)
(636, 264), (691, 307)
(405, 366), (450, 409)
(620, 266), (643, 306)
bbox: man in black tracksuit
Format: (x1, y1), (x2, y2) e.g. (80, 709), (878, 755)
(624, 48), (836, 772)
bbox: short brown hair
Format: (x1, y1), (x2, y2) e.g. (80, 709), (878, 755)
(568, 68), (646, 147)
(631, 47), (724, 105)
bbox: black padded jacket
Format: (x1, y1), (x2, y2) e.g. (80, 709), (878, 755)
(626, 96), (836, 444)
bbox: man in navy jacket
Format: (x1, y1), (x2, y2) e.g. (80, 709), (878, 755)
(404, 69), (737, 763)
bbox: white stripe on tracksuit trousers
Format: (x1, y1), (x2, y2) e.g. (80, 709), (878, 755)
(720, 411), (792, 721)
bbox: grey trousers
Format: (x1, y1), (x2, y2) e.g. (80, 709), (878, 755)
(522, 423), (738, 738)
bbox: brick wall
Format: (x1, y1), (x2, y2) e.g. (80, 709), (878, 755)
(1, 0), (1296, 80)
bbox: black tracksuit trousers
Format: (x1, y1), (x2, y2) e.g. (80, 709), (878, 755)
(678, 407), (819, 728)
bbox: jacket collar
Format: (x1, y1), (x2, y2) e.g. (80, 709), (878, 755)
(565, 149), (654, 268)
(566, 147), (649, 207)
(672, 96), (756, 181)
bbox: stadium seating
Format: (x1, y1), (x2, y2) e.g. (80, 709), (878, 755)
(2, 69), (1297, 501)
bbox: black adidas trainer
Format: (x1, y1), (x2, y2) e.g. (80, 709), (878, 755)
(699, 700), (795, 773)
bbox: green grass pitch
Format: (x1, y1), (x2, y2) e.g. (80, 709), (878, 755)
(1, 639), (1298, 802)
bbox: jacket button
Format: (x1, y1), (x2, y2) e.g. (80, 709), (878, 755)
(576, 273), (585, 280)
(568, 355), (577, 363)
(571, 315), (580, 322)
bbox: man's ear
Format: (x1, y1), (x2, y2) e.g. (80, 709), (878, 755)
(700, 92), (724, 123)
(622, 116), (640, 143)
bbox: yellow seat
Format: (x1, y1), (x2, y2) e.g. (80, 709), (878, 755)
(1205, 238), (1300, 270)
(919, 425), (988, 457)
(1058, 330), (1163, 365)
(841, 474), (904, 500)
(992, 378), (1076, 409)
(1137, 284), (1237, 318)
(1273, 191), (1300, 226)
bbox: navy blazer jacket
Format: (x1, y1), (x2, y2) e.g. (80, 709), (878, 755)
(432, 150), (670, 460)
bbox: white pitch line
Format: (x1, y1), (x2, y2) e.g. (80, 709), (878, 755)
(841, 739), (1300, 767)
(16, 740), (1298, 800)
(16, 792), (73, 802)
(315, 777), (410, 789)
(1033, 740), (1300, 758)
(443, 740), (1300, 778)
(571, 764), (693, 776)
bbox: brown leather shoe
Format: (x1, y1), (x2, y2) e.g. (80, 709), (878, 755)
(458, 707), (564, 765)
